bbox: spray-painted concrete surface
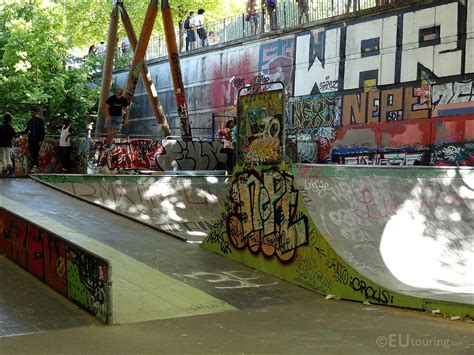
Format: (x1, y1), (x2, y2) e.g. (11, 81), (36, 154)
(201, 165), (474, 316)
(295, 165), (473, 305)
(0, 197), (236, 325)
(0, 178), (317, 329)
(33, 174), (229, 241)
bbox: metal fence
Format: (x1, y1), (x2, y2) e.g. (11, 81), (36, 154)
(75, 0), (393, 66)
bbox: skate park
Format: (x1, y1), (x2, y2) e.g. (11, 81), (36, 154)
(1, 0), (474, 353)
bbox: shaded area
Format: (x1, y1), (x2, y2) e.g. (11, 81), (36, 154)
(0, 256), (98, 337)
(34, 174), (229, 241)
(0, 178), (309, 312)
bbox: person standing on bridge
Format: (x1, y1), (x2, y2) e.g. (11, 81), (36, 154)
(104, 88), (129, 149)
(246, 0), (259, 35)
(297, 0), (311, 24)
(195, 9), (207, 48)
(264, 0), (278, 31)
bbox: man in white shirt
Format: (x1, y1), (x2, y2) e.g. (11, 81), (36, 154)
(195, 8), (207, 47)
(97, 41), (106, 55)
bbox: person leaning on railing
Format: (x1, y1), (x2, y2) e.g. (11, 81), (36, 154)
(246, 0), (259, 35)
(297, 0), (312, 24)
(264, 0), (278, 30)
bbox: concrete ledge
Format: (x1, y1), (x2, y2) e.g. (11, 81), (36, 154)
(0, 196), (236, 324)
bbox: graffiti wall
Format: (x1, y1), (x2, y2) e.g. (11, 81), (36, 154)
(202, 165), (474, 316)
(0, 209), (111, 323)
(113, 0), (473, 166)
(0, 137), (86, 176)
(34, 174), (229, 241)
(87, 138), (227, 174)
(237, 90), (285, 165)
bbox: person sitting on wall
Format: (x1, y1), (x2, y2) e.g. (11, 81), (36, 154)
(208, 31), (220, 45)
(104, 88), (129, 149)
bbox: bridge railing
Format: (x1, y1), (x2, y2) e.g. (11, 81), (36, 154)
(74, 0), (394, 69)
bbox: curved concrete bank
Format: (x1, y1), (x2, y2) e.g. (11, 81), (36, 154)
(201, 165), (474, 317)
(33, 174), (229, 242)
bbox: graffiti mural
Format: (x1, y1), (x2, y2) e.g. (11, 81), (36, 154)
(202, 165), (474, 316)
(156, 140), (226, 171)
(341, 86), (431, 126)
(1, 137), (86, 176)
(208, 167), (310, 262)
(259, 37), (295, 96)
(110, 0), (474, 166)
(66, 245), (108, 322)
(238, 90), (285, 165)
(87, 139), (227, 174)
(0, 208), (110, 322)
(431, 80), (474, 117)
(88, 138), (164, 174)
(291, 94), (341, 131)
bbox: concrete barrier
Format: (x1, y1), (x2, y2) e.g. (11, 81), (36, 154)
(0, 202), (112, 324)
(0, 196), (236, 324)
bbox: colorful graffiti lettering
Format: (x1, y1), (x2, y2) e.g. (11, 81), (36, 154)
(225, 168), (309, 262)
(0, 209), (109, 322)
(238, 90), (285, 165)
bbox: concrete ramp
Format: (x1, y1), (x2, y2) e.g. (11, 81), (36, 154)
(33, 174), (229, 242)
(1, 196), (235, 325)
(201, 165), (474, 316)
(295, 165), (473, 304)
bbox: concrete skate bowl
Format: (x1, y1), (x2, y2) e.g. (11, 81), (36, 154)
(201, 165), (474, 317)
(295, 165), (473, 303)
(34, 174), (229, 242)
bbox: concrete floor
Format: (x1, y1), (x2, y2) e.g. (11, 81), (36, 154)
(1, 178), (473, 353)
(0, 259), (473, 354)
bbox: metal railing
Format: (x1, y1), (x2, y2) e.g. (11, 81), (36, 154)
(72, 0), (395, 68)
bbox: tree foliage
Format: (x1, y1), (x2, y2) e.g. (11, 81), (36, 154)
(63, 1), (246, 47)
(0, 0), (99, 131)
(0, 0), (246, 132)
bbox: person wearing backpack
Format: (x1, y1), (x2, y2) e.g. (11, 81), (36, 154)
(184, 13), (191, 51)
(184, 11), (196, 51)
(265, 0), (278, 30)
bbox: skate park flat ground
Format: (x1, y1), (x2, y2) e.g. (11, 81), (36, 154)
(1, 177), (473, 353)
(1, 255), (473, 354)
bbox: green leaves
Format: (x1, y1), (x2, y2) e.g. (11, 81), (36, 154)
(0, 0), (98, 131)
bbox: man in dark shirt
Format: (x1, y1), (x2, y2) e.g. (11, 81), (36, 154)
(21, 108), (45, 172)
(0, 113), (17, 175)
(105, 88), (129, 149)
